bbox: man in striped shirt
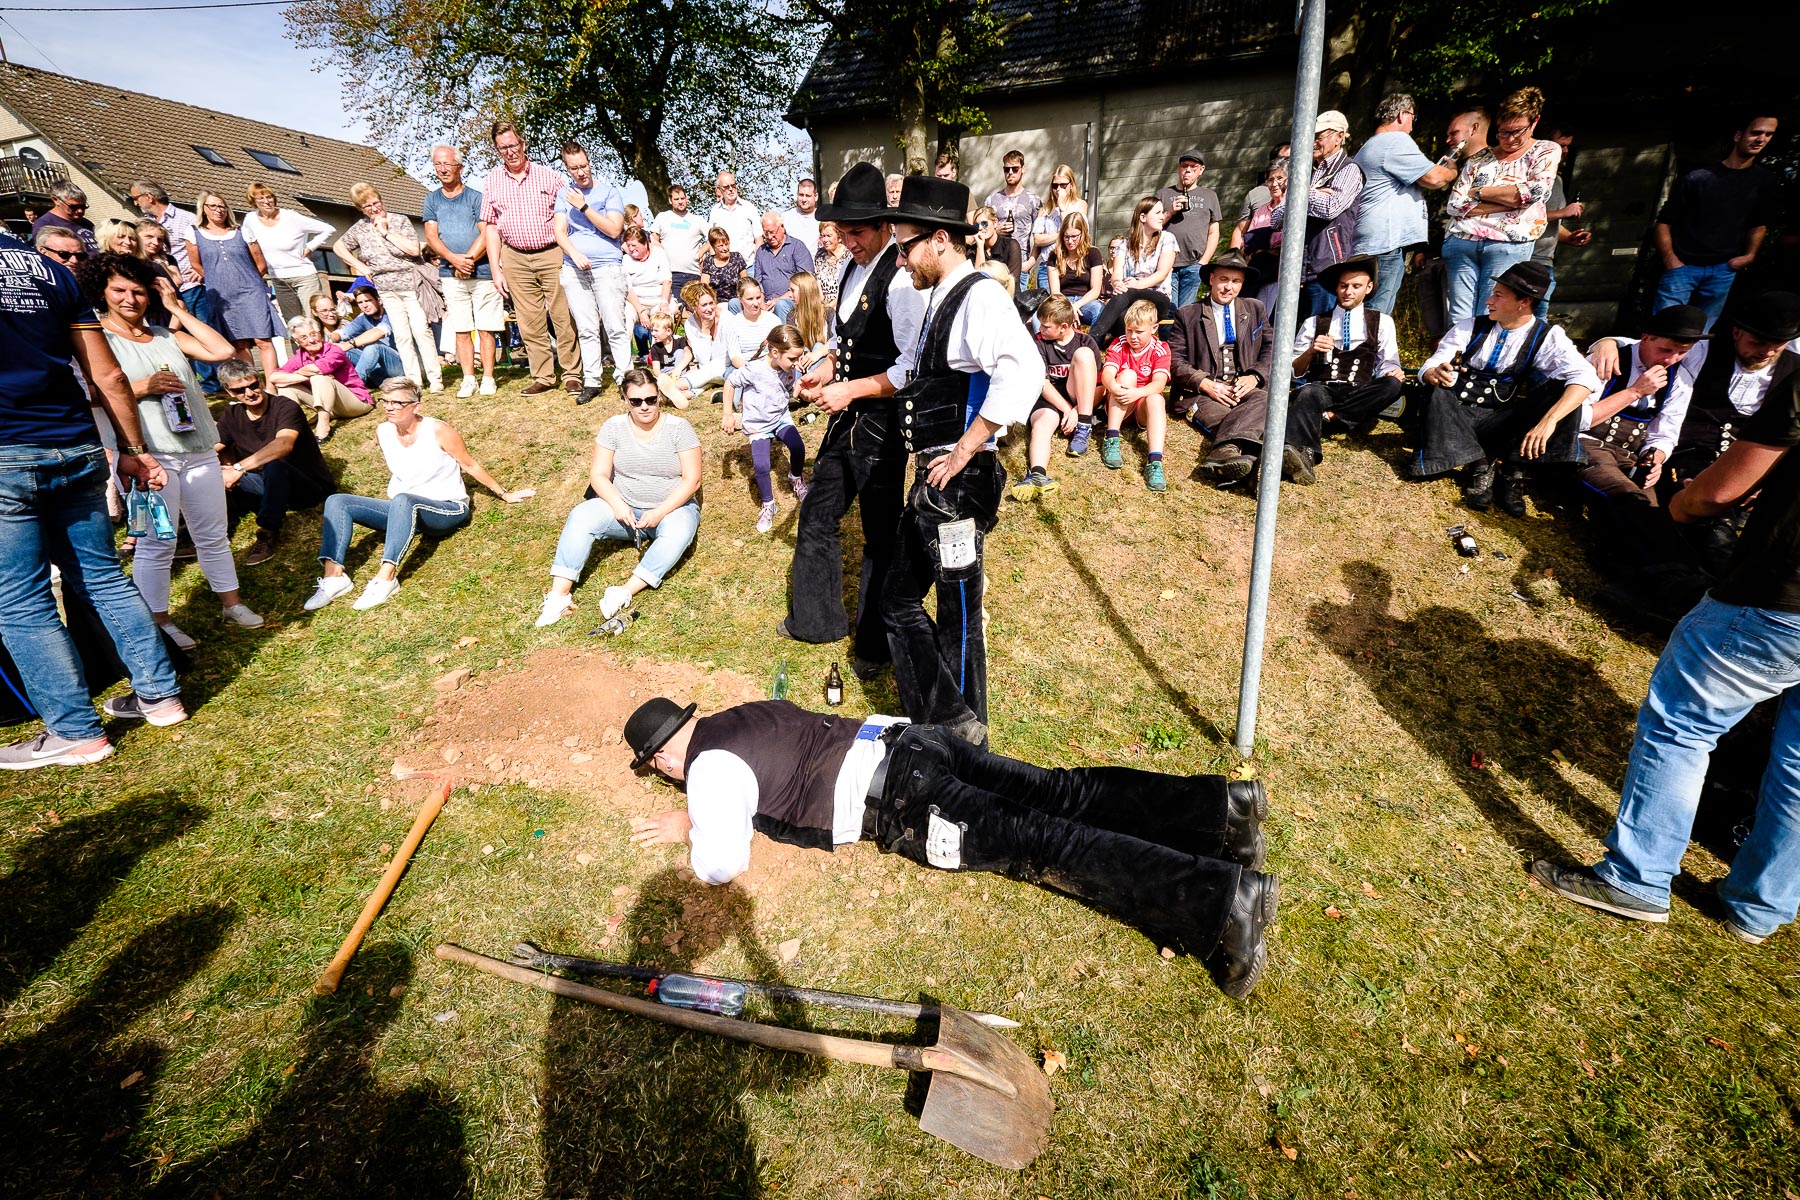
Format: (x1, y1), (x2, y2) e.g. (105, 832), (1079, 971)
(480, 122), (582, 397)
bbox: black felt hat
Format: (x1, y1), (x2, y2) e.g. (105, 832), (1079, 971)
(624, 697), (697, 770)
(1642, 305), (1708, 342)
(1732, 291), (1800, 342)
(1317, 253), (1380, 294)
(1200, 248), (1261, 294)
(884, 175), (977, 237)
(817, 163), (891, 224)
(1493, 260), (1553, 302)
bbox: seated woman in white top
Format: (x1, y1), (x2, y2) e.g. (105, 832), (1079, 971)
(661, 279), (729, 406)
(304, 377), (533, 612)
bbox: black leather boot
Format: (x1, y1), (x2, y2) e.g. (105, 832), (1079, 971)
(1495, 466), (1528, 517)
(1225, 779), (1268, 870)
(1461, 459), (1495, 511)
(1206, 869), (1279, 999)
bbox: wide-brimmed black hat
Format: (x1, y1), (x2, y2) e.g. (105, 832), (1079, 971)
(1200, 248), (1260, 294)
(1493, 260), (1553, 302)
(817, 163), (891, 224)
(1318, 253), (1380, 294)
(1733, 290), (1800, 343)
(1642, 305), (1708, 343)
(884, 175), (976, 237)
(625, 697), (697, 770)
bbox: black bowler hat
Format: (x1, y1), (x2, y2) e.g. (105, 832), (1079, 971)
(624, 697), (697, 770)
(1494, 260), (1553, 302)
(817, 162), (891, 224)
(1732, 291), (1800, 343)
(1200, 248), (1260, 294)
(884, 175), (977, 237)
(1642, 305), (1708, 343)
(1317, 253), (1380, 294)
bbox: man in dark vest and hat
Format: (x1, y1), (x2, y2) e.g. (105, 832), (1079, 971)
(879, 175), (1044, 746)
(622, 695), (1281, 998)
(1282, 253), (1407, 485)
(1415, 259), (1600, 516)
(783, 164), (926, 681)
(1166, 249), (1275, 486)
(1573, 304), (1708, 514)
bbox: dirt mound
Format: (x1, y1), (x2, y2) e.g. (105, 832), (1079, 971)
(393, 647), (825, 893)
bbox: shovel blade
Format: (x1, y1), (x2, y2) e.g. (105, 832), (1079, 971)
(917, 1005), (1053, 1169)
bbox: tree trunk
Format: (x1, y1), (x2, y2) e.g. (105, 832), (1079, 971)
(897, 72), (929, 175)
(632, 147), (672, 213)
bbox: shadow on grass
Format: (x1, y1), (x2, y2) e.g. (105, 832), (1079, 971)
(1309, 561), (1639, 865)
(1041, 511), (1226, 745)
(538, 868), (824, 1199)
(148, 940), (468, 1200)
(0, 792), (206, 1008)
(0, 903), (236, 1198)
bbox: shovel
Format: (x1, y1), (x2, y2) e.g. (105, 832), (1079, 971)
(434, 943), (1052, 1169)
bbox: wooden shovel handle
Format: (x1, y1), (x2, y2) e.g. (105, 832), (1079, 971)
(314, 776), (453, 994)
(436, 942), (1008, 1093)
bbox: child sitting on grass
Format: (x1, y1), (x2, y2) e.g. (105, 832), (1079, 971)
(1100, 298), (1173, 492)
(645, 310), (691, 409)
(722, 324), (811, 533)
(1013, 295), (1100, 501)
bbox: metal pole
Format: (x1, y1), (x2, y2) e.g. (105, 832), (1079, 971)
(1233, 0), (1329, 756)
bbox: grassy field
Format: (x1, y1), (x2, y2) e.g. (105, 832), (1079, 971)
(3, 363), (1796, 1200)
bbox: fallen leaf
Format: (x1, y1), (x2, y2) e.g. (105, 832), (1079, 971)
(1579, 1059), (1596, 1078)
(575, 852), (595, 867)
(777, 938), (801, 964)
(1706, 1036), (1732, 1051)
(379, 843), (393, 856)
(283, 1062), (297, 1075)
(1402, 1034), (1420, 1055)
(1160, 946), (1176, 959)
(1041, 1049), (1067, 1077)
(1278, 1139), (1298, 1161)
(1360, 881), (1380, 899)
(365, 986), (374, 996)
(1292, 806), (1319, 822)
(1465, 1044), (1480, 1058)
(611, 885), (631, 897)
(456, 636), (478, 648)
(1495, 1054), (1508, 1066)
(1231, 762), (1257, 781)
(1324, 905), (1344, 919)
(119, 1071), (145, 1090)
(389, 985), (408, 998)
(1451, 842), (1468, 856)
(1158, 588), (1176, 601)
(481, 845), (494, 855)
(177, 1008), (196, 1024)
(1468, 750), (1488, 769)
(1610, 1051), (1623, 1065)
(433, 1010), (458, 1023)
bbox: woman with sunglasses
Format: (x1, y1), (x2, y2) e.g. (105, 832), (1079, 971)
(1029, 164), (1090, 283)
(1442, 86), (1561, 323)
(76, 252), (260, 648)
(304, 377), (533, 612)
(535, 368), (702, 626)
(971, 205), (1022, 280)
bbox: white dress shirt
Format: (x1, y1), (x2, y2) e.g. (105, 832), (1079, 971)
(1290, 302), (1402, 376)
(1424, 316), (1601, 395)
(828, 240), (926, 375)
(890, 260), (1045, 431)
(683, 717), (904, 884)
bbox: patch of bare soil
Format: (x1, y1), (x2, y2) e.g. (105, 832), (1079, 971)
(391, 648), (828, 903)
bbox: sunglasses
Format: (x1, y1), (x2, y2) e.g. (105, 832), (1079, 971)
(896, 231), (933, 256)
(626, 395), (660, 408)
(225, 383), (261, 396)
(1004, 166), (1022, 174)
(977, 220), (992, 228)
(43, 247), (88, 262)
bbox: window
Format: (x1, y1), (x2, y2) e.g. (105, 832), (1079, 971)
(82, 161), (103, 174)
(193, 146), (233, 167)
(243, 148), (300, 174)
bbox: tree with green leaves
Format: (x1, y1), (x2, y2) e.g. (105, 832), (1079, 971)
(794, 0), (1025, 173)
(286, 0), (813, 210)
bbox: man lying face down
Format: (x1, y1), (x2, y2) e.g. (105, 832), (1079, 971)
(623, 697), (1280, 999)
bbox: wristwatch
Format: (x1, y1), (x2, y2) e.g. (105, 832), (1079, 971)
(122, 443), (147, 456)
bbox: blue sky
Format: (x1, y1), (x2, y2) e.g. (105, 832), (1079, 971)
(0, 6), (364, 142)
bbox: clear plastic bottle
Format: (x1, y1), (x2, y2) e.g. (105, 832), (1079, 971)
(771, 657), (791, 700)
(650, 973), (747, 1017)
(600, 609), (640, 636)
(146, 488), (177, 541)
(125, 482), (148, 538)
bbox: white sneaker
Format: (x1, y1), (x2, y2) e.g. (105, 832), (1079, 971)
(479, 378), (498, 396)
(158, 622), (198, 650)
(221, 603), (264, 628)
(103, 692), (189, 726)
(756, 500), (776, 534)
(535, 591), (576, 627)
(790, 474), (809, 502)
(457, 377), (478, 398)
(303, 575), (355, 611)
(352, 576), (401, 610)
(599, 585), (632, 620)
(427, 381), (445, 394)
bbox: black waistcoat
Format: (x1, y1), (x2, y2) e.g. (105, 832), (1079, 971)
(836, 244), (904, 385)
(1584, 345), (1673, 454)
(1677, 342), (1800, 462)
(894, 271), (989, 453)
(1305, 305), (1381, 385)
(685, 701), (863, 850)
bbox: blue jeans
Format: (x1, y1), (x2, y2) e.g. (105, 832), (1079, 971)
(1302, 281), (1333, 318)
(1595, 595), (1800, 937)
(1654, 262), (1737, 332)
(1441, 236), (1534, 325)
(1532, 267), (1558, 320)
(1367, 248), (1407, 315)
(350, 343), (405, 388)
(182, 284), (218, 390)
(1077, 298), (1104, 327)
(1171, 262), (1204, 309)
(319, 492), (470, 571)
(551, 497), (699, 589)
(0, 443), (180, 739)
